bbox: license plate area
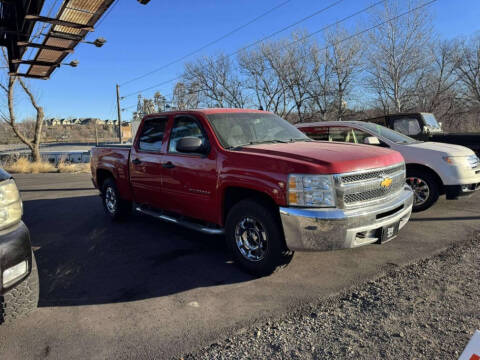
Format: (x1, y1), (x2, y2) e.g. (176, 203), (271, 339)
(379, 222), (400, 243)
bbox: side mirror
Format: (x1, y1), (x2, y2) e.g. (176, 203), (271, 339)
(176, 136), (205, 153)
(363, 136), (381, 145)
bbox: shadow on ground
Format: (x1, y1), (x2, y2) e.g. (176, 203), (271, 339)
(22, 195), (252, 307)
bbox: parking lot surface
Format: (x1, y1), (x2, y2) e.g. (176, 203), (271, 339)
(0, 173), (479, 359)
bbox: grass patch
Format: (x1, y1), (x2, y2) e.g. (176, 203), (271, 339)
(57, 161), (90, 173)
(3, 158), (91, 174)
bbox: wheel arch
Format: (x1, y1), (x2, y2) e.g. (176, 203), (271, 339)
(222, 186), (279, 226)
(96, 168), (115, 192)
(406, 163), (444, 194)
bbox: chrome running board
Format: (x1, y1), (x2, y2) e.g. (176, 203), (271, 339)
(135, 206), (224, 235)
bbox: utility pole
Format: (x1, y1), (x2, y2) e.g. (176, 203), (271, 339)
(94, 121), (99, 146)
(116, 84), (122, 143)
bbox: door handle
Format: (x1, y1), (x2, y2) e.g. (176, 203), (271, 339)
(162, 161), (175, 169)
(132, 158), (142, 165)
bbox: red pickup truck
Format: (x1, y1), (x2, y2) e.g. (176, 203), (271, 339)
(91, 109), (413, 276)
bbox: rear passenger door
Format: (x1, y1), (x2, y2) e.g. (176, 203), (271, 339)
(129, 117), (168, 208)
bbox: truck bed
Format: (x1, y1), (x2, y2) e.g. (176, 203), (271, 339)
(90, 146), (132, 200)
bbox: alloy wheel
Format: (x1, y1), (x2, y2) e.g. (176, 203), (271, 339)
(105, 186), (117, 214)
(234, 217), (268, 262)
(406, 177), (430, 207)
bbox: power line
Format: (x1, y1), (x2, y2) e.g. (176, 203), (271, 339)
(120, 0), (294, 87)
(161, 0), (439, 104)
(96, 0), (119, 29)
(226, 0), (348, 57)
(122, 0), (348, 98)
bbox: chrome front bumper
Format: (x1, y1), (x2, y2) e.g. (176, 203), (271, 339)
(279, 185), (414, 251)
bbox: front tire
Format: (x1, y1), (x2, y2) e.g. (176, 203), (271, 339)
(225, 199), (293, 276)
(406, 169), (439, 212)
(101, 178), (131, 220)
(0, 252), (39, 325)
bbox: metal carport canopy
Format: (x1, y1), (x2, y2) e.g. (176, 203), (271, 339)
(0, 0), (115, 79)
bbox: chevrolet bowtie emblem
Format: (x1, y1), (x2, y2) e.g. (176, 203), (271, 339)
(380, 177), (393, 188)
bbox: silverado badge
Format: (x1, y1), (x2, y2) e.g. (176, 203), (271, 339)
(380, 177), (393, 189)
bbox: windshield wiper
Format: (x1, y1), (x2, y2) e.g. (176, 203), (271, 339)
(226, 138), (312, 150)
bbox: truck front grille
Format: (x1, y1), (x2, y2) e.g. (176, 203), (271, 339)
(335, 164), (406, 208)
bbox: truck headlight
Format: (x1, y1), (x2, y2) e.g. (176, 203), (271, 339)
(0, 179), (23, 231)
(287, 174), (336, 207)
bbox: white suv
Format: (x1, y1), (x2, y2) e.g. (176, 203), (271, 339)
(297, 121), (480, 212)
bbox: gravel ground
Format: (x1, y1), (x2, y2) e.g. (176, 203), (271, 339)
(182, 231), (480, 360)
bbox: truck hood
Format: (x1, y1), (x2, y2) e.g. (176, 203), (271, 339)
(239, 141), (404, 174)
(407, 141), (474, 156)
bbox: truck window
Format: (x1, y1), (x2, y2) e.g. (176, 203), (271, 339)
(138, 118), (167, 152)
(393, 118), (421, 136)
(168, 118), (207, 153)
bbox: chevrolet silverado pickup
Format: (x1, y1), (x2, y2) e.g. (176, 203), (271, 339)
(91, 109), (414, 276)
(360, 112), (480, 156)
(0, 168), (39, 324)
(298, 121), (480, 212)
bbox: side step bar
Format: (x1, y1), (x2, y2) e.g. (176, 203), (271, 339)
(135, 206), (225, 235)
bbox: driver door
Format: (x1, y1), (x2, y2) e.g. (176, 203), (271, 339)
(160, 115), (218, 223)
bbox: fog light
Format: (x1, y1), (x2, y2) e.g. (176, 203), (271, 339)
(3, 261), (28, 287)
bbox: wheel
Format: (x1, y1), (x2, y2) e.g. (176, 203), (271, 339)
(406, 169), (439, 212)
(225, 199), (293, 276)
(0, 252), (39, 325)
(101, 178), (131, 220)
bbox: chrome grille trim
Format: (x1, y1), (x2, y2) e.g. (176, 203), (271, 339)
(334, 163), (406, 209)
(340, 164), (405, 184)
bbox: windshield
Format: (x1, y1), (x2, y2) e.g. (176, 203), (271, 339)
(358, 122), (419, 144)
(207, 112), (310, 149)
(422, 113), (442, 129)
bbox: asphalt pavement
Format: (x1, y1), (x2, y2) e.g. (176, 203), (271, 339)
(0, 173), (479, 359)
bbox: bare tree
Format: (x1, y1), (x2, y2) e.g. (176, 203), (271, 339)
(365, 0), (432, 113)
(264, 34), (314, 122)
(415, 40), (460, 117)
(238, 45), (287, 115)
(454, 34), (480, 106)
(324, 27), (364, 120)
(305, 44), (335, 121)
(172, 81), (200, 110)
(182, 54), (247, 108)
(0, 73), (45, 162)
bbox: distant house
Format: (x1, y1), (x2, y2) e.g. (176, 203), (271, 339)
(45, 118), (61, 126)
(80, 118), (93, 125)
(105, 120), (118, 126)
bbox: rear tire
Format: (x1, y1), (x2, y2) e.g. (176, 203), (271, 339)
(101, 178), (131, 220)
(225, 199), (293, 276)
(406, 169), (439, 212)
(0, 252), (39, 325)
